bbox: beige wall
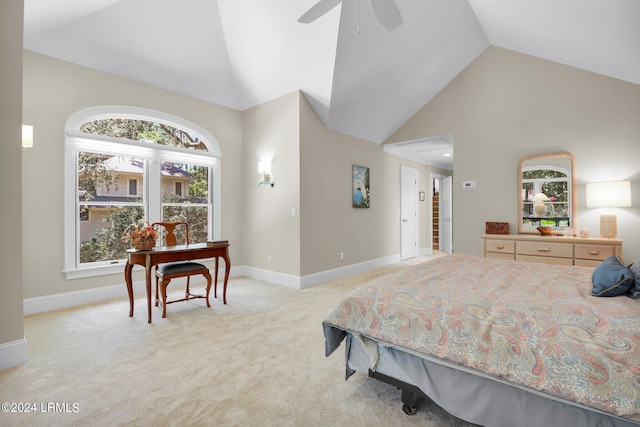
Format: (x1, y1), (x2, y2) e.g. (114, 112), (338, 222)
(242, 91), (301, 276)
(300, 94), (439, 275)
(22, 51), (244, 298)
(389, 47), (640, 261)
(0, 0), (25, 354)
(22, 44), (636, 307)
(21, 51), (438, 300)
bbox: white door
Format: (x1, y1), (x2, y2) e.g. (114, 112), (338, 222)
(440, 176), (453, 253)
(401, 166), (418, 260)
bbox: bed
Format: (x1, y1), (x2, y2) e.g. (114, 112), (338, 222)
(323, 254), (640, 427)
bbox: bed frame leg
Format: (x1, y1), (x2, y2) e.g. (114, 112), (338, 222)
(368, 370), (426, 416)
(400, 389), (419, 415)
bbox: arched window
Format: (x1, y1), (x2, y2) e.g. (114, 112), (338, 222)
(64, 106), (221, 279)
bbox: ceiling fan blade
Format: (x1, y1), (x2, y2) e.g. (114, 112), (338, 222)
(370, 0), (403, 31)
(298, 0), (343, 24)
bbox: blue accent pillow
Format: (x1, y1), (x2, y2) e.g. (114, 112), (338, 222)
(591, 256), (635, 297)
(628, 259), (640, 299)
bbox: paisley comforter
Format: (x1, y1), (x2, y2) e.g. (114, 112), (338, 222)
(323, 254), (640, 422)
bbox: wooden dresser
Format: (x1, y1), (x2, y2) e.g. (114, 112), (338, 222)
(481, 234), (622, 267)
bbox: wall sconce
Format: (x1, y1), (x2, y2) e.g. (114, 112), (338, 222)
(22, 125), (33, 151)
(258, 160), (274, 187)
(586, 180), (632, 238)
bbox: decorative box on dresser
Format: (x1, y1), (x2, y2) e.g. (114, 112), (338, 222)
(481, 234), (622, 267)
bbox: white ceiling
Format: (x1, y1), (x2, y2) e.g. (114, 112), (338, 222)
(23, 0), (640, 171)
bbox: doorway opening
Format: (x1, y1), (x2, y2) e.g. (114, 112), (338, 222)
(432, 173), (452, 254)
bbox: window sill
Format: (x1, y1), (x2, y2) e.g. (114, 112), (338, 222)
(63, 262), (133, 280)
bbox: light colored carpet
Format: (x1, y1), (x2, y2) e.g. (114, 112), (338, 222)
(0, 253), (478, 426)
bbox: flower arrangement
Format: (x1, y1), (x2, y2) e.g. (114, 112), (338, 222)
(122, 221), (157, 250)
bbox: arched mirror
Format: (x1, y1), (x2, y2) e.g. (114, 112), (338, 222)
(518, 153), (577, 234)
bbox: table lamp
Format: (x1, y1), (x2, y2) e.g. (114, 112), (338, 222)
(586, 180), (631, 238)
(532, 192), (549, 217)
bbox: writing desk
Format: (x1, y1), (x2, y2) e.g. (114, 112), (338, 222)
(124, 241), (230, 323)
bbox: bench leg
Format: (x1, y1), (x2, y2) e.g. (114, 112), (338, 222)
(160, 278), (171, 318)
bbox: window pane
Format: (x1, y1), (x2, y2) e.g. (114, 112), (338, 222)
(79, 205), (145, 264)
(161, 162), (208, 203)
(541, 181), (568, 204)
(78, 151), (146, 264)
(162, 205), (209, 244)
(80, 118), (208, 151)
(78, 153), (144, 202)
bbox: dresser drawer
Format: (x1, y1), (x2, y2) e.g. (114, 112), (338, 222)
(574, 244), (615, 262)
(516, 241), (573, 259)
(481, 235), (622, 267)
(516, 254), (574, 266)
(485, 239), (515, 255)
(486, 252), (515, 260)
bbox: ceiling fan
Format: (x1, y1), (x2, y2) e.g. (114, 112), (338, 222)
(298, 0), (403, 32)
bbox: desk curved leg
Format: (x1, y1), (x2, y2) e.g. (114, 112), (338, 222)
(203, 271), (212, 308)
(213, 257), (219, 299)
(124, 262), (134, 317)
(145, 256), (152, 323)
(222, 253), (231, 305)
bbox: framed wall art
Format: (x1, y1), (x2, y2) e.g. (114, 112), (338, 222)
(352, 164), (370, 208)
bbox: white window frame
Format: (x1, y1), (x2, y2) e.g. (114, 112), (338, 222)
(63, 106), (222, 279)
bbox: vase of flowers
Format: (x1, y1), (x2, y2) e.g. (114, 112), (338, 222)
(122, 222), (157, 250)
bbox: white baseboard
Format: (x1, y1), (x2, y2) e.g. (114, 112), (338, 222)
(24, 282), (143, 316)
(23, 265), (241, 316)
(419, 247), (434, 257)
(235, 253), (402, 289)
(24, 254), (408, 315)
(233, 265), (302, 289)
(299, 253), (401, 288)
(0, 338), (27, 370)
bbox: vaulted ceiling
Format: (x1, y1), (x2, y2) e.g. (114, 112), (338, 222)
(23, 0), (640, 170)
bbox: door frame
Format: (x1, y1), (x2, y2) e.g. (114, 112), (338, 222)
(440, 175), (453, 254)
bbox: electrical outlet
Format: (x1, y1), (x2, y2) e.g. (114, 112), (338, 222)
(337, 252), (344, 260)
(267, 254), (272, 263)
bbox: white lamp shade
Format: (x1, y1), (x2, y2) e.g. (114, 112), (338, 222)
(22, 125), (33, 149)
(258, 160), (271, 174)
(586, 181), (631, 208)
(532, 192), (549, 203)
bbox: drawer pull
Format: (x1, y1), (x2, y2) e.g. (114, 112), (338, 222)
(589, 250), (599, 255)
(537, 248), (551, 252)
(496, 245), (505, 249)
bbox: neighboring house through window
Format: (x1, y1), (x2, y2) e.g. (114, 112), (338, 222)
(64, 106), (221, 279)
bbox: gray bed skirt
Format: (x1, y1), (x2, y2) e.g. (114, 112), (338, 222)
(325, 324), (640, 427)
